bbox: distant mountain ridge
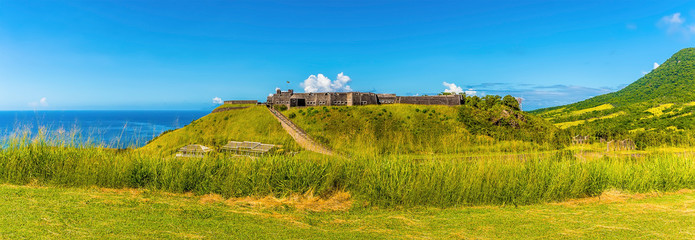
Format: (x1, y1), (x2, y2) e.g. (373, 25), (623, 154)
(531, 48), (695, 142)
(536, 48), (695, 112)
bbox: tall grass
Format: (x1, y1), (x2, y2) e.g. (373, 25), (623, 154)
(2, 135), (695, 207)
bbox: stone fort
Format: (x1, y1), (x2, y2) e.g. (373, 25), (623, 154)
(267, 89), (464, 108)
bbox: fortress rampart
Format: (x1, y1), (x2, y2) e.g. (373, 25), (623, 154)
(266, 89), (464, 108)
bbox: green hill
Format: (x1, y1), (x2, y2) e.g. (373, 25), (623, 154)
(139, 105), (299, 155)
(281, 102), (562, 156)
(140, 98), (561, 156)
(531, 48), (695, 146)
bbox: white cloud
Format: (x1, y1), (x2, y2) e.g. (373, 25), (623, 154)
(301, 72), (353, 93)
(212, 97), (223, 104)
(642, 62), (661, 75)
(658, 12), (695, 37)
(442, 82), (463, 94)
(28, 97), (48, 108)
(663, 13), (684, 25)
(464, 88), (477, 96)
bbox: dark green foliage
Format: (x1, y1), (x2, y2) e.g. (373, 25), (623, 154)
(466, 95), (482, 108)
(482, 95), (501, 109)
(273, 105), (288, 111)
(502, 95), (520, 110)
(457, 104), (561, 146)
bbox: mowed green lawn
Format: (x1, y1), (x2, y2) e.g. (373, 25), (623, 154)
(1, 184), (695, 239)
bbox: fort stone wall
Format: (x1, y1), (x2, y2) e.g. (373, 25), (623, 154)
(223, 100), (259, 105)
(264, 89), (467, 109)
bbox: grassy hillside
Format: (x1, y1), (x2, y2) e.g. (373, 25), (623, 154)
(282, 103), (562, 155)
(531, 48), (695, 146)
(140, 105), (299, 155)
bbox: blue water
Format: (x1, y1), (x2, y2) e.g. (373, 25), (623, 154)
(0, 111), (209, 148)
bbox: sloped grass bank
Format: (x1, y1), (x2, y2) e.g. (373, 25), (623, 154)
(140, 105), (299, 155)
(3, 138), (695, 207)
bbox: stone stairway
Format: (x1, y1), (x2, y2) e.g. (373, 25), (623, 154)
(267, 106), (333, 155)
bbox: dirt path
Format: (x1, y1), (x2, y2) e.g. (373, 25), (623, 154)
(267, 107), (333, 155)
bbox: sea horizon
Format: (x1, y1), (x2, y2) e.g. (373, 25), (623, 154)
(0, 110), (209, 148)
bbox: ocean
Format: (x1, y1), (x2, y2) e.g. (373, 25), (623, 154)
(0, 110), (209, 148)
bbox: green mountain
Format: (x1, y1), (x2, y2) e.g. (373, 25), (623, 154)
(531, 48), (695, 146)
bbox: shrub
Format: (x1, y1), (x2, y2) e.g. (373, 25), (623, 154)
(273, 105), (288, 111)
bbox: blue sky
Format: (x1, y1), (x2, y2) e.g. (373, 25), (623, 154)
(1, 0), (694, 110)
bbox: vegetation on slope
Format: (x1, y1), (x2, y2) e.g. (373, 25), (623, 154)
(282, 101), (563, 155)
(140, 105), (298, 155)
(5, 136), (695, 208)
(531, 48), (695, 147)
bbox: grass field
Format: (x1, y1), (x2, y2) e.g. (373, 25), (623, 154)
(2, 184), (694, 239)
(6, 104), (695, 238)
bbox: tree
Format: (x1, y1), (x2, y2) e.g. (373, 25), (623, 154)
(466, 95), (481, 108)
(482, 95), (501, 109)
(502, 95), (520, 110)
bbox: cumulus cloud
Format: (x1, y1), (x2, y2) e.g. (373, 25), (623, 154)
(642, 62), (661, 75)
(301, 72), (353, 93)
(28, 97), (48, 108)
(663, 12), (684, 25)
(658, 12), (695, 37)
(442, 82), (463, 94)
(212, 97), (223, 104)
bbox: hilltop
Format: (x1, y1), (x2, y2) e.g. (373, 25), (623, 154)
(139, 104), (299, 155)
(140, 99), (562, 156)
(281, 102), (561, 156)
(531, 48), (695, 146)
